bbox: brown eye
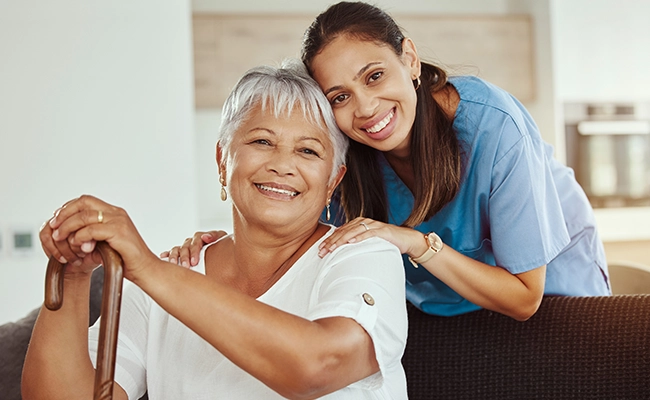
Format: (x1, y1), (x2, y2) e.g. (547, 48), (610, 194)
(331, 94), (349, 105)
(369, 71), (383, 82)
(300, 147), (320, 157)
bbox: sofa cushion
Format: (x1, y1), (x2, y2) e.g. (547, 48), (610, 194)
(0, 307), (40, 400)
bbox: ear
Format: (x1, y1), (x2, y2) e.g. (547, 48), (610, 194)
(216, 142), (226, 177)
(326, 165), (347, 199)
(402, 37), (421, 80)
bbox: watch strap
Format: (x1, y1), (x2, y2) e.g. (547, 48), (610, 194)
(408, 232), (443, 268)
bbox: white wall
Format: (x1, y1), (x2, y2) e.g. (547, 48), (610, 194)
(0, 1), (198, 324)
(551, 0), (650, 102)
(192, 0), (513, 14)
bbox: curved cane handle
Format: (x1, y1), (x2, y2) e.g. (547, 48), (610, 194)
(44, 255), (66, 311)
(43, 242), (124, 400)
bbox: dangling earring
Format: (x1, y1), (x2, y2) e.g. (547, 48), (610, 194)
(326, 198), (331, 221)
(219, 175), (227, 201)
(413, 76), (421, 90)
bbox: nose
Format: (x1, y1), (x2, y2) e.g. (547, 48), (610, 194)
(266, 146), (296, 176)
(354, 90), (379, 118)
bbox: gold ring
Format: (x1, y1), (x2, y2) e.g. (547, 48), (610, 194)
(97, 210), (104, 224)
(360, 222), (369, 231)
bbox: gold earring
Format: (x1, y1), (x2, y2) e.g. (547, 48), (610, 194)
(220, 175), (227, 201)
(326, 198), (331, 221)
(413, 76), (421, 90)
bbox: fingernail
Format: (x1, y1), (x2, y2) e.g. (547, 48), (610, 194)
(81, 242), (93, 253)
(169, 258), (177, 265)
(318, 249), (326, 258)
(52, 230), (59, 240)
(348, 238), (357, 243)
(181, 261), (189, 268)
(201, 234), (212, 240)
(191, 257), (196, 265)
(59, 256), (67, 264)
(49, 217), (57, 227)
(72, 260), (82, 267)
(328, 244), (337, 251)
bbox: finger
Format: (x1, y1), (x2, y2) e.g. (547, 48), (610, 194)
(162, 246), (181, 264)
(80, 240), (97, 254)
(49, 195), (106, 230)
(55, 238), (83, 267)
(190, 230), (225, 266)
(68, 236), (88, 259)
(318, 219), (375, 257)
(41, 214), (83, 266)
(178, 237), (193, 268)
(201, 230), (224, 245)
(40, 218), (67, 263)
(52, 207), (107, 242)
(322, 218), (368, 244)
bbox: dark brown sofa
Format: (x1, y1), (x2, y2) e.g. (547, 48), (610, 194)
(404, 295), (650, 399)
(3, 268), (649, 399)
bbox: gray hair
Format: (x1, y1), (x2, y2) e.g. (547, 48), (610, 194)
(218, 59), (348, 183)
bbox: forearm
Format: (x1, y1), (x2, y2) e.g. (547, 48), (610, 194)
(418, 246), (545, 321)
(133, 261), (376, 398)
(22, 275), (95, 400)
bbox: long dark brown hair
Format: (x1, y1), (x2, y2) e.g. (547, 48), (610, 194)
(301, 1), (462, 227)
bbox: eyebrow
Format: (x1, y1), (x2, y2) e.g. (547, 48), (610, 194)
(323, 62), (382, 96)
(248, 128), (327, 147)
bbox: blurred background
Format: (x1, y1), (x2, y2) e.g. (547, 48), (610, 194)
(1, 0), (649, 324)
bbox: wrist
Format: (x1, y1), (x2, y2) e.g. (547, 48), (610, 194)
(407, 230), (430, 259)
(408, 232), (444, 268)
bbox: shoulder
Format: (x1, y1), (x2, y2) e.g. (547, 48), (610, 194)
(450, 76), (530, 124)
(318, 228), (404, 276)
(450, 76), (539, 158)
(449, 75), (516, 110)
(324, 228), (402, 261)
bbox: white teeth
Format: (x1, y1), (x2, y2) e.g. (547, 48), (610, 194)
(366, 110), (394, 134)
(255, 184), (299, 197)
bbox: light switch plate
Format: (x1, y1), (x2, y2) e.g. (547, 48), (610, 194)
(10, 226), (37, 256)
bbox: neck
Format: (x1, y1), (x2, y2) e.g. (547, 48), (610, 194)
(206, 221), (328, 297)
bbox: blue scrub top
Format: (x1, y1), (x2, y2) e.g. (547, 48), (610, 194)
(327, 76), (611, 316)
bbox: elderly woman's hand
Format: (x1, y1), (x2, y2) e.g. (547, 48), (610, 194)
(42, 195), (159, 281)
(160, 230), (226, 268)
(40, 201), (102, 275)
(317, 217), (426, 259)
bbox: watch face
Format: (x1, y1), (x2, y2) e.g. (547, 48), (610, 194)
(426, 232), (443, 252)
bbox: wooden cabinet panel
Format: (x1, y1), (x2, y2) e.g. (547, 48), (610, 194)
(193, 13), (534, 108)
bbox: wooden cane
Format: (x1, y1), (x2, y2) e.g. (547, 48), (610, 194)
(44, 241), (124, 400)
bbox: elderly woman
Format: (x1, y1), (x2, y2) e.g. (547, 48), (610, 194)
(22, 61), (408, 399)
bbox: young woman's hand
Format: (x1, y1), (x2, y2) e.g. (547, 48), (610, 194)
(317, 217), (427, 259)
(42, 195), (159, 282)
(159, 230), (226, 267)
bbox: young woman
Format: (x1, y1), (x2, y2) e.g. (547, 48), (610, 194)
(166, 1), (610, 321)
(24, 61), (408, 400)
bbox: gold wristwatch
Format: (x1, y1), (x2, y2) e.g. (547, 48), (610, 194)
(408, 232), (444, 268)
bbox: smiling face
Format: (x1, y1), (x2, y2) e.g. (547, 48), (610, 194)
(220, 103), (345, 232)
(310, 35), (421, 157)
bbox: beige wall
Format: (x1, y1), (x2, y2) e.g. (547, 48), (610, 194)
(603, 241), (650, 267)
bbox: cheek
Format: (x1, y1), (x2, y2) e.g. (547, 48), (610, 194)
(333, 108), (355, 134)
(303, 164), (331, 193)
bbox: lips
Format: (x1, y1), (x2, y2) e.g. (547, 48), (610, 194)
(254, 183), (300, 197)
(360, 108), (396, 140)
(366, 109), (395, 134)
